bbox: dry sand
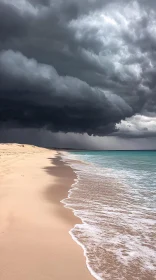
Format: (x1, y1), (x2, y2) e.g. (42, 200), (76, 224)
(0, 144), (93, 280)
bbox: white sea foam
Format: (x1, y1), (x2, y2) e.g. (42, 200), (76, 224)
(60, 151), (156, 280)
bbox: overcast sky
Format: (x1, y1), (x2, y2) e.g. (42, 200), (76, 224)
(0, 0), (156, 149)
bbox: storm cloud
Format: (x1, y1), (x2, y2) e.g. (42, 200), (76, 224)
(0, 0), (156, 138)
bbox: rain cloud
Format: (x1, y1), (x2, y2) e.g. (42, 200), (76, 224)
(0, 0), (156, 138)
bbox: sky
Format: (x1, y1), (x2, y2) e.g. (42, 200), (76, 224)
(0, 0), (156, 149)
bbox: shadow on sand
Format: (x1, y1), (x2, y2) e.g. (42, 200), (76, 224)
(43, 155), (81, 226)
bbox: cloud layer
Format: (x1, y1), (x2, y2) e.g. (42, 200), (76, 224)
(0, 0), (156, 137)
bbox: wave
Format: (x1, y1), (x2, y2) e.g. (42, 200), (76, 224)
(60, 151), (156, 280)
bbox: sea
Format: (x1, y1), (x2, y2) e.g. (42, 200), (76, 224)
(61, 151), (156, 280)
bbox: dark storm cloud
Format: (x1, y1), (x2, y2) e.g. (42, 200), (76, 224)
(0, 0), (156, 137)
(28, 0), (51, 6)
(0, 50), (132, 135)
(0, 2), (29, 41)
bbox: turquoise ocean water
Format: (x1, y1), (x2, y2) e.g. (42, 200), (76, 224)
(61, 151), (156, 280)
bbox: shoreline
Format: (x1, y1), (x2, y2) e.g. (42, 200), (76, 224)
(60, 152), (102, 280)
(50, 154), (98, 280)
(43, 154), (82, 227)
(0, 144), (94, 280)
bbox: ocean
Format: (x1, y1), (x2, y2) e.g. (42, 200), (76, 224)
(61, 151), (156, 280)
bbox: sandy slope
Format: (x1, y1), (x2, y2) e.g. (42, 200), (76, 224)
(0, 144), (93, 280)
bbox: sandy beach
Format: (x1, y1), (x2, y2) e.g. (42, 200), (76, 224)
(0, 144), (93, 280)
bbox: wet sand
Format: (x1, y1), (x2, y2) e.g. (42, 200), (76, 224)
(0, 144), (93, 280)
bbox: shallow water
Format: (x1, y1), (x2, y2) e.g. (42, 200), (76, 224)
(61, 151), (156, 280)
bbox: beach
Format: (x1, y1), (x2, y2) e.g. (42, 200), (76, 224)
(62, 151), (156, 280)
(0, 144), (93, 280)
